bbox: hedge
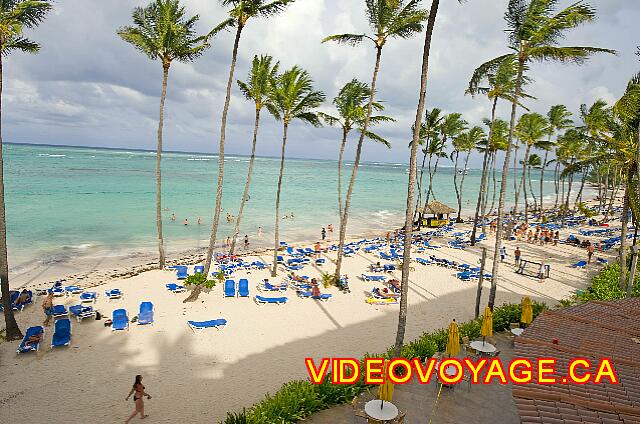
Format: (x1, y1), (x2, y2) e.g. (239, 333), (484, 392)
(574, 262), (640, 302)
(220, 300), (546, 424)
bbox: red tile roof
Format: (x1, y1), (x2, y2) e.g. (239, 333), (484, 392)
(513, 298), (640, 423)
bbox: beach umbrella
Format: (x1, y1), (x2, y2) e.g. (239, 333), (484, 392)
(521, 296), (533, 325)
(445, 320), (460, 357)
(481, 306), (493, 345)
(378, 379), (395, 402)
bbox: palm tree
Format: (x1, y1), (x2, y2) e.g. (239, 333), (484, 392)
(422, 113), (466, 213)
(525, 153), (542, 211)
(414, 108), (443, 216)
(203, 0), (295, 276)
(118, 0), (209, 271)
(323, 0), (428, 283)
(0, 0), (52, 341)
(473, 0), (614, 309)
(318, 79), (394, 221)
(543, 105), (572, 213)
(228, 55), (279, 255)
(467, 56), (531, 244)
(452, 126), (485, 221)
(394, 0), (446, 357)
(266, 66), (325, 277)
(515, 112), (549, 223)
(480, 119), (509, 219)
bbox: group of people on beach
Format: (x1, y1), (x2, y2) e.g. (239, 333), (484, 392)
(513, 223), (559, 246)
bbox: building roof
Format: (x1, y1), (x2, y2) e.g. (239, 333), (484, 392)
(512, 297), (640, 424)
(420, 200), (456, 215)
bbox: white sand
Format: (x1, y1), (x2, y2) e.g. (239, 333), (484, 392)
(0, 219), (617, 423)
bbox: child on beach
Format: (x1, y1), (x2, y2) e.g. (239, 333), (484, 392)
(42, 292), (54, 326)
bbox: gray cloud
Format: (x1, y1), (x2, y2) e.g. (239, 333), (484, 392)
(5, 0), (639, 166)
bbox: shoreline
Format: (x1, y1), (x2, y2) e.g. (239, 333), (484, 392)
(10, 189), (602, 292)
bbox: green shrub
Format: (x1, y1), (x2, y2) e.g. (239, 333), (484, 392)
(184, 272), (218, 289)
(249, 381), (323, 423)
(576, 263), (640, 301)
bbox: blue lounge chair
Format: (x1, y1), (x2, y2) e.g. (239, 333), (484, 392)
(238, 279), (250, 298)
(187, 319), (228, 334)
(597, 257), (609, 265)
(105, 289), (123, 300)
(383, 264), (396, 272)
(49, 285), (65, 297)
(51, 318), (71, 348)
(112, 309), (129, 331)
(176, 267), (188, 280)
(69, 305), (96, 322)
(254, 295), (288, 306)
(65, 285), (83, 294)
(51, 304), (68, 318)
(166, 283), (186, 293)
(80, 292), (97, 303)
(361, 274), (387, 282)
(17, 326), (44, 354)
(298, 292), (332, 301)
(315, 258), (326, 265)
(287, 265), (304, 271)
(571, 260), (588, 269)
(194, 265), (205, 274)
(261, 281), (287, 292)
(224, 280), (236, 298)
(138, 302), (154, 325)
(252, 261), (267, 270)
(277, 255), (285, 264)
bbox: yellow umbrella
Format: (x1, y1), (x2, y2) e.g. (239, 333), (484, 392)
(445, 320), (460, 357)
(481, 306), (493, 344)
(521, 296), (533, 325)
(378, 379), (394, 402)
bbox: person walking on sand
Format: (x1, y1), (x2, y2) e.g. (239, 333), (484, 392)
(500, 246), (508, 263)
(327, 224), (333, 233)
(538, 261), (546, 283)
(321, 227), (326, 241)
(514, 247), (521, 268)
(587, 242), (595, 264)
(386, 232), (390, 245)
(125, 375), (151, 423)
(42, 292), (54, 326)
(244, 234), (249, 250)
(225, 236), (231, 249)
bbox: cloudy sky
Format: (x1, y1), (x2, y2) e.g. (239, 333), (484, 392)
(5, 0), (639, 166)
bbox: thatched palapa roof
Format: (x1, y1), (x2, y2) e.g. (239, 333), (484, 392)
(420, 201), (455, 215)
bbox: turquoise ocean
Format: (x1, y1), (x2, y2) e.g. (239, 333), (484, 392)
(6, 143), (564, 271)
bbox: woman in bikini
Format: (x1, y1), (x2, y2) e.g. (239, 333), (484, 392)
(125, 375), (152, 422)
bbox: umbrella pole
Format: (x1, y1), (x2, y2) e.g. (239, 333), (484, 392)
(381, 399), (384, 409)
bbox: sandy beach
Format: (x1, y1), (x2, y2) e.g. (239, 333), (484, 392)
(0, 206), (619, 423)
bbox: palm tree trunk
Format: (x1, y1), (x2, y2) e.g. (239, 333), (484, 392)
(230, 107), (261, 255)
(0, 52), (22, 340)
(564, 164), (575, 220)
(553, 161), (560, 209)
(458, 151), (471, 222)
(619, 187), (630, 290)
(415, 145), (428, 216)
(271, 122), (289, 276)
(575, 168), (588, 207)
(471, 97), (497, 245)
(337, 127), (348, 219)
(334, 46), (383, 282)
(540, 150), (549, 213)
(453, 151), (461, 222)
(155, 64), (169, 270)
(489, 153), (497, 215)
(521, 145), (531, 224)
(513, 147), (521, 215)
(422, 153), (433, 211)
(528, 163), (537, 213)
(488, 57), (524, 310)
(394, 0), (440, 357)
(204, 24), (243, 274)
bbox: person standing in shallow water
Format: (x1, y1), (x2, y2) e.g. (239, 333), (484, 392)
(125, 374), (151, 423)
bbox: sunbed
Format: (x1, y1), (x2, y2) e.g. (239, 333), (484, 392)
(166, 283), (186, 293)
(297, 291), (332, 301)
(105, 288), (123, 300)
(69, 305), (96, 322)
(570, 260), (588, 269)
(365, 297), (398, 305)
(194, 265), (204, 274)
(112, 309), (129, 331)
(238, 279), (250, 298)
(361, 274), (387, 282)
(187, 319), (228, 334)
(17, 326), (44, 354)
(138, 302), (154, 325)
(51, 318), (71, 348)
(80, 292), (97, 303)
(224, 280), (236, 298)
(176, 267), (188, 280)
(51, 304), (68, 318)
(260, 281), (287, 292)
(64, 285), (84, 294)
(315, 258), (326, 265)
(254, 295), (288, 306)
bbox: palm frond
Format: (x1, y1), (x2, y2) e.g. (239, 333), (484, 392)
(467, 53), (516, 96)
(359, 129), (391, 148)
(3, 35), (39, 55)
(321, 33), (367, 46)
(257, 0), (295, 18)
(526, 45), (616, 64)
(317, 112), (341, 127)
(209, 17), (236, 37)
